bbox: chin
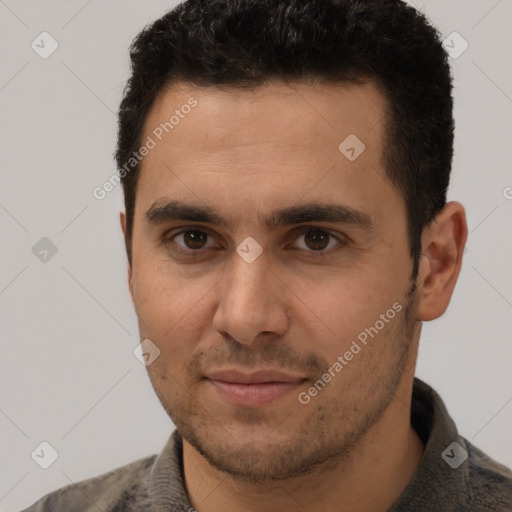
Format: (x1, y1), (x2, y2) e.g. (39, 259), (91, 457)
(178, 414), (355, 482)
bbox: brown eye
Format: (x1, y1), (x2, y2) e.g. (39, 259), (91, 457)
(181, 230), (208, 249)
(291, 227), (345, 255)
(166, 229), (216, 253)
(304, 229), (330, 251)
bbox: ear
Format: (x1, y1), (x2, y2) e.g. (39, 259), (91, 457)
(416, 201), (468, 321)
(120, 211), (135, 304)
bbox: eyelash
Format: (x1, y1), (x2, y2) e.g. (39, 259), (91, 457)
(162, 226), (347, 259)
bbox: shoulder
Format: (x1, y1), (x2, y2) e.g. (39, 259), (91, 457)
(463, 437), (512, 511)
(21, 454), (157, 512)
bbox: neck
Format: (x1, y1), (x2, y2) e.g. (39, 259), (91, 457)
(183, 349), (424, 512)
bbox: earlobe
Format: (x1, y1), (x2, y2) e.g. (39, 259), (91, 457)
(416, 202), (468, 321)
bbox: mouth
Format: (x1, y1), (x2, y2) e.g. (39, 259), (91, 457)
(204, 369), (307, 407)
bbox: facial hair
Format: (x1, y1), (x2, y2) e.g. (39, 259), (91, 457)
(148, 281), (418, 482)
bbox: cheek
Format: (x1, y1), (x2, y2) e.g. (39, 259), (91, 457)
(131, 263), (216, 360)
(294, 267), (393, 320)
(132, 259), (190, 324)
(289, 267), (406, 360)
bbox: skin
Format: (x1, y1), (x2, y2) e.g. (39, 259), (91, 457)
(120, 79), (467, 512)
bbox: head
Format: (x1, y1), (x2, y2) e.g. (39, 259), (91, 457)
(117, 0), (467, 481)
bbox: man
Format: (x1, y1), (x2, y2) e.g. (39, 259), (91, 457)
(23, 0), (512, 511)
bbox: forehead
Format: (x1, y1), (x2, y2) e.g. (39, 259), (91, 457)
(143, 79), (386, 155)
(133, 79), (399, 228)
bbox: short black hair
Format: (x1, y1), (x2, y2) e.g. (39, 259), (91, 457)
(116, 0), (454, 279)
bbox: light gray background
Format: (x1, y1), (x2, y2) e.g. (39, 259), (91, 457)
(1, 1), (511, 510)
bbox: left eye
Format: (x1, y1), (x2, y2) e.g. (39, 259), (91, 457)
(291, 228), (342, 252)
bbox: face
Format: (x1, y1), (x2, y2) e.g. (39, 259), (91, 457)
(124, 79), (420, 481)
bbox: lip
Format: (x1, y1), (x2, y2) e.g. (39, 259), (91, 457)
(205, 369), (306, 384)
(205, 369), (306, 407)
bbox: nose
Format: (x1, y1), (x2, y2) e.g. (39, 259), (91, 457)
(212, 247), (289, 345)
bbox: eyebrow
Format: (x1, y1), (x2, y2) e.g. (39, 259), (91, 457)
(145, 199), (375, 232)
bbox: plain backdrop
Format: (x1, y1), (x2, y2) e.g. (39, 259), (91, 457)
(1, 1), (511, 510)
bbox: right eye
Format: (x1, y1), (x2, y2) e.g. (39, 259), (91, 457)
(163, 228), (220, 256)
